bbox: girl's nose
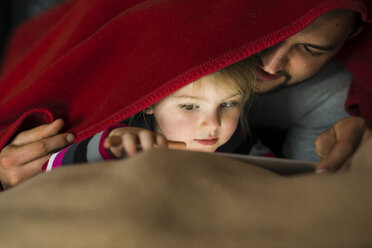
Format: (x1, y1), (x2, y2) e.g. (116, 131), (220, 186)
(200, 111), (221, 129)
(259, 42), (289, 75)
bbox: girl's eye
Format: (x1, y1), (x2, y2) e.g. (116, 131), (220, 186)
(302, 45), (323, 58)
(180, 104), (199, 111)
(220, 101), (237, 108)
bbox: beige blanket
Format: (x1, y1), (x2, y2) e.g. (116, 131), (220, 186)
(0, 139), (371, 247)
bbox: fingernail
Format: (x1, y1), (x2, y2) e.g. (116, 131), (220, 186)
(66, 134), (75, 143)
(52, 119), (60, 124)
(316, 168), (329, 174)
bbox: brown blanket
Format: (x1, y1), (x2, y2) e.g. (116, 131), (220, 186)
(0, 139), (371, 247)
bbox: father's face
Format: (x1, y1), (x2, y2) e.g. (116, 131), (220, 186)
(254, 10), (358, 94)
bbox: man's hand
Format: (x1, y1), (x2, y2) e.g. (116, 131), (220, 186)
(0, 119), (74, 189)
(104, 127), (186, 158)
(315, 117), (372, 173)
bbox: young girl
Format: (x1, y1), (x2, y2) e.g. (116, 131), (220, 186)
(42, 56), (256, 172)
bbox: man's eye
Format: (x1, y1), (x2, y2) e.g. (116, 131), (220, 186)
(180, 104), (199, 111)
(302, 45), (323, 58)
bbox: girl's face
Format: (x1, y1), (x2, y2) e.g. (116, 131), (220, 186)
(149, 73), (243, 152)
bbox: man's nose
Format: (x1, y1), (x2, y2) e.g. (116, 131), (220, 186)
(260, 42), (289, 74)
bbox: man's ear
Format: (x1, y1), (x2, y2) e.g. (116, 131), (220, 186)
(349, 26), (364, 40)
(144, 106), (154, 115)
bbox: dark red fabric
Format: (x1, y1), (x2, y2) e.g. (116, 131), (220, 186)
(338, 23), (372, 124)
(0, 0), (370, 149)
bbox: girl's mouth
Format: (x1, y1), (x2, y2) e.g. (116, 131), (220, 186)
(195, 138), (218, 146)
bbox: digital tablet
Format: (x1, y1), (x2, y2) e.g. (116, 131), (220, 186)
(216, 152), (316, 175)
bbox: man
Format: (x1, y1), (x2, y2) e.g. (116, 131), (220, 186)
(0, 0), (371, 189)
(246, 9), (372, 171)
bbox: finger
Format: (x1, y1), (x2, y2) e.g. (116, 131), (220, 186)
(21, 154), (51, 176)
(138, 130), (156, 151)
(6, 133), (75, 165)
(103, 135), (122, 148)
(11, 119), (67, 146)
(1, 154), (50, 189)
(316, 140), (354, 173)
(315, 128), (336, 160)
(110, 145), (125, 158)
(315, 117), (366, 173)
(122, 133), (139, 157)
(167, 140), (186, 150)
(104, 136), (125, 158)
(156, 134), (168, 147)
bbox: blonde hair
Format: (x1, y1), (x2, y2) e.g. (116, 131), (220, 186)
(216, 56), (256, 105)
(127, 56), (256, 131)
(190, 56), (257, 131)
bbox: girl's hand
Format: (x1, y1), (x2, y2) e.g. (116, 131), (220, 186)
(103, 127), (185, 158)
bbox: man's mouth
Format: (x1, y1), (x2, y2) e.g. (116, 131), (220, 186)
(194, 138), (218, 146)
(256, 66), (281, 81)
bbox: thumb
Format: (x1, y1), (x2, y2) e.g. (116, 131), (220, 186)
(315, 127), (338, 173)
(315, 128), (337, 160)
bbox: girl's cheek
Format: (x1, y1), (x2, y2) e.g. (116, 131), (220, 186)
(222, 110), (240, 130)
(161, 116), (195, 141)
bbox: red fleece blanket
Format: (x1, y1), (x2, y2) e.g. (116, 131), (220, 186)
(0, 0), (371, 149)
